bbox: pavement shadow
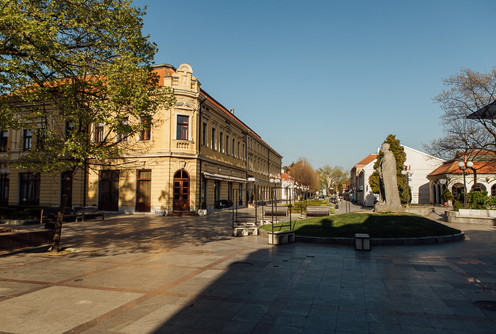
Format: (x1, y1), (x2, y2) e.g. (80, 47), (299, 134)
(1, 211), (236, 257)
(150, 246), (292, 333)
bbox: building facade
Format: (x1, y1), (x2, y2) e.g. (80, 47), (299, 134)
(0, 63), (282, 214)
(350, 154), (377, 206)
(428, 151), (496, 205)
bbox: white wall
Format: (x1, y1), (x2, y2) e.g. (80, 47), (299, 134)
(403, 146), (443, 204)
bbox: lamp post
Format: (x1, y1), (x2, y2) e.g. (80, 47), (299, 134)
(401, 167), (412, 206)
(457, 160), (473, 208)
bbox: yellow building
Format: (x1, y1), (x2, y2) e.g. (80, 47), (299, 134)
(0, 63), (282, 214)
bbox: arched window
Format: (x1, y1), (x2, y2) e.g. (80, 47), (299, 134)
(491, 184), (496, 196)
(471, 183), (486, 192)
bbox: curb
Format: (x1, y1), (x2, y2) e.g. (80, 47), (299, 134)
(259, 229), (465, 246)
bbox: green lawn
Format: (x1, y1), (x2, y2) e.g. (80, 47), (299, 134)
(260, 212), (461, 238)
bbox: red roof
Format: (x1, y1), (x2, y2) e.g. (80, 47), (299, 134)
(428, 160), (496, 177)
(281, 172), (292, 181)
(356, 154), (377, 166)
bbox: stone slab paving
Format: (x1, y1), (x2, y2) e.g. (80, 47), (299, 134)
(0, 208), (495, 333)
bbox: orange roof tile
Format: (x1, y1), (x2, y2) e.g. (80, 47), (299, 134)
(356, 154), (377, 166)
(428, 160), (496, 176)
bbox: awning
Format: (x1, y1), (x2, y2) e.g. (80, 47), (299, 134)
(467, 100), (496, 119)
(202, 172), (247, 183)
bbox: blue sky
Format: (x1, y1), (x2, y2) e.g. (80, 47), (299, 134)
(133, 0), (496, 170)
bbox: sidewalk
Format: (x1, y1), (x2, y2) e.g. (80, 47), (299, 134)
(0, 208), (495, 333)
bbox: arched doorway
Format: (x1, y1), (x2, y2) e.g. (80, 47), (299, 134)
(451, 183), (465, 201)
(173, 169), (190, 212)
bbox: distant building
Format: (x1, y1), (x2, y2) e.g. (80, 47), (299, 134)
(281, 171), (297, 201)
(350, 146), (443, 206)
(350, 154), (377, 206)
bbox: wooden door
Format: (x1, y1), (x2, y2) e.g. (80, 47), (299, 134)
(98, 170), (119, 211)
(136, 170), (151, 212)
(173, 169), (190, 212)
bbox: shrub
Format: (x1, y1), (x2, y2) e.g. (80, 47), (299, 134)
(442, 188), (454, 202)
(488, 196), (496, 209)
(467, 190), (488, 209)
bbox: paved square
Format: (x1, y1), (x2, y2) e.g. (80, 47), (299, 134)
(1, 208), (495, 333)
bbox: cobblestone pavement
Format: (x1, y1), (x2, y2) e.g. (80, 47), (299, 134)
(0, 207), (495, 333)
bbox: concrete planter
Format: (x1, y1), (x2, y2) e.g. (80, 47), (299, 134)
(446, 209), (496, 225)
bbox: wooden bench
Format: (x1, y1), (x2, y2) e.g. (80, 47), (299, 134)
(306, 206), (331, 216)
(263, 206), (288, 216)
(73, 206), (105, 222)
(268, 231), (295, 245)
(41, 208), (77, 222)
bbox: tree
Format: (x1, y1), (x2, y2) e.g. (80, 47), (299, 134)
(369, 134), (409, 204)
(288, 158), (319, 197)
(317, 165), (349, 195)
(426, 67), (496, 160)
(0, 0), (175, 251)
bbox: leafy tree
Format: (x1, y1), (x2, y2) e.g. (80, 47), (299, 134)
(369, 134), (409, 204)
(317, 165), (349, 195)
(0, 0), (175, 251)
(426, 67), (496, 160)
(288, 158), (319, 196)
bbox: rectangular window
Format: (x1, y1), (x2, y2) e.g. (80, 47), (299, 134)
(19, 172), (40, 205)
(232, 138), (235, 156)
(140, 119), (151, 141)
(211, 128), (216, 150)
(117, 117), (129, 142)
(0, 173), (9, 204)
(220, 132), (223, 153)
(202, 122), (207, 146)
(237, 142), (240, 158)
(23, 129), (33, 151)
(226, 135), (229, 155)
(36, 128), (47, 149)
(176, 115), (189, 140)
(65, 121), (74, 139)
(95, 123), (105, 143)
(0, 130), (8, 152)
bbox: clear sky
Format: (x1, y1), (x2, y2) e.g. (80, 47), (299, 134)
(132, 0), (496, 170)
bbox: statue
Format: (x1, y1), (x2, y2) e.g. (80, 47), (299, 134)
(374, 142), (402, 212)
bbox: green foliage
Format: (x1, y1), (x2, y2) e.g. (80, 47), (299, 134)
(467, 190), (488, 209)
(0, 0), (175, 173)
(442, 188), (454, 202)
(368, 134), (408, 203)
(488, 196), (496, 208)
(316, 165), (349, 195)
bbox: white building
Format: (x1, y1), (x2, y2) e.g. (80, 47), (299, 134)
(403, 146), (444, 204)
(352, 146), (443, 206)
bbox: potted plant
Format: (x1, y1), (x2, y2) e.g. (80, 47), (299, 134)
(442, 188), (454, 207)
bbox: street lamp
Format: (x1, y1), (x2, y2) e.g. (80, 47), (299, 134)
(457, 160), (473, 208)
(401, 167), (412, 206)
